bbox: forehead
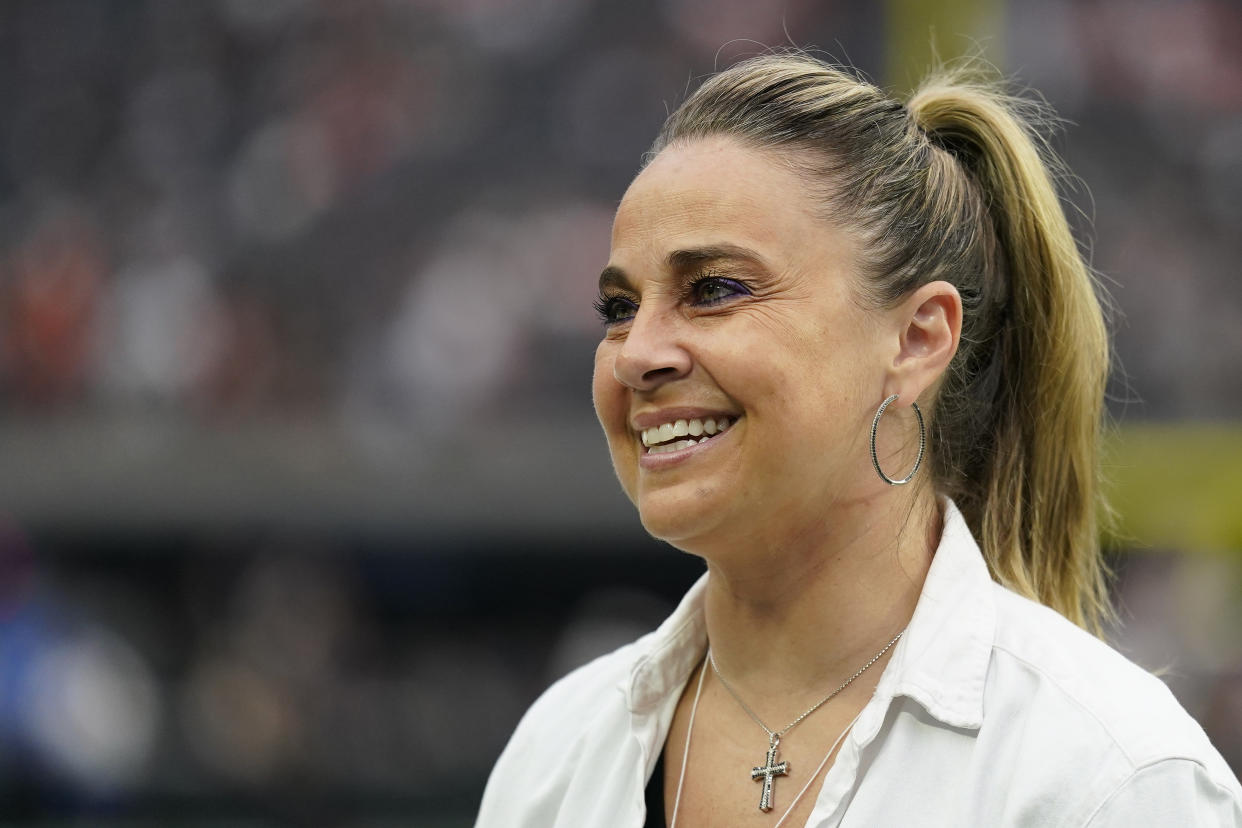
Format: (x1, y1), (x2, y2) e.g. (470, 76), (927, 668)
(611, 137), (828, 261)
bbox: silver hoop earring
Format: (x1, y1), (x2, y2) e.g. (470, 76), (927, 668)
(870, 394), (925, 486)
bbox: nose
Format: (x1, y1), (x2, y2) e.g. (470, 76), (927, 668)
(612, 304), (692, 391)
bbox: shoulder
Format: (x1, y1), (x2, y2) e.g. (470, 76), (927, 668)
(499, 631), (649, 760)
(477, 575), (709, 826)
(475, 633), (651, 826)
(983, 584), (1242, 816)
(1079, 757), (1242, 827)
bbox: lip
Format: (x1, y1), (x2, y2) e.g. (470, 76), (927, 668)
(630, 407), (740, 431)
(637, 415), (738, 470)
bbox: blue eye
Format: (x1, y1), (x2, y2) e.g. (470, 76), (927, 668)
(593, 294), (637, 325)
(691, 276), (749, 305)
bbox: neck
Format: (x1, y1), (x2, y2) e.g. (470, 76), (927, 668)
(697, 484), (941, 700)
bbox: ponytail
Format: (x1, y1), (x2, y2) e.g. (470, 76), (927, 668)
(653, 54), (1113, 633)
(907, 71), (1113, 633)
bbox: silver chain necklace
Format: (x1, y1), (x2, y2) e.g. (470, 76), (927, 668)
(707, 630), (904, 813)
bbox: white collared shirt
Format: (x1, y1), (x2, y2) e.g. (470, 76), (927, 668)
(476, 500), (1242, 826)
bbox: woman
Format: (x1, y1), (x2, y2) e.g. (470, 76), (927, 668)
(476, 54), (1242, 827)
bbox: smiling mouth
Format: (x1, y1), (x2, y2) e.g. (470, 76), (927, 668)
(639, 416), (736, 454)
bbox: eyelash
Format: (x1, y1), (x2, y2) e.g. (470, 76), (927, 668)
(593, 274), (751, 326)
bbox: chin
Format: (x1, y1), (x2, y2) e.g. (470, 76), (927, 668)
(635, 497), (720, 550)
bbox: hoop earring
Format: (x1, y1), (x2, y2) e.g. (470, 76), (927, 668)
(870, 394), (925, 486)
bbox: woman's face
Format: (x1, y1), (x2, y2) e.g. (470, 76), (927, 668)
(592, 136), (893, 549)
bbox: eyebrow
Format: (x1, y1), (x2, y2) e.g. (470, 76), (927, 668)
(598, 243), (767, 293)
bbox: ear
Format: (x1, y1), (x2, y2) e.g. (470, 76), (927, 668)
(885, 280), (962, 404)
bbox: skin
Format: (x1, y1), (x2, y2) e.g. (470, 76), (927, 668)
(592, 136), (963, 825)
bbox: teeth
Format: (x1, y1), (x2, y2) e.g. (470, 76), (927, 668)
(639, 416), (736, 452)
(649, 439), (696, 455)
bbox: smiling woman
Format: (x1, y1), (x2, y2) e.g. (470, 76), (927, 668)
(593, 136), (912, 553)
(476, 54), (1242, 828)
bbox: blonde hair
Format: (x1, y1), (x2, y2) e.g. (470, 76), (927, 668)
(651, 54), (1112, 633)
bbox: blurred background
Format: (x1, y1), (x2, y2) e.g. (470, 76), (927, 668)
(0, 0), (1239, 825)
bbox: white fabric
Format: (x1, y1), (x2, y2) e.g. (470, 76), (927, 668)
(476, 500), (1242, 827)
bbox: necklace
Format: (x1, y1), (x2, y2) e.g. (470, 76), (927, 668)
(668, 653), (863, 828)
(696, 630), (904, 816)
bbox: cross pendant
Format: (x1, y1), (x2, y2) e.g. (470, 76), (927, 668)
(750, 736), (790, 812)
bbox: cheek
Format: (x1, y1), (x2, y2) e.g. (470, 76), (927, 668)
(591, 344), (618, 426)
(737, 320), (873, 437)
(592, 344), (639, 499)
(592, 343), (634, 459)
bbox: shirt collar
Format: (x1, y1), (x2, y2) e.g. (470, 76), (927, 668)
(625, 571), (709, 713)
(623, 498), (996, 730)
(874, 497), (995, 730)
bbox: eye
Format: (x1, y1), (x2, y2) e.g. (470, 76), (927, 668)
(593, 294), (638, 325)
(690, 276), (750, 306)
